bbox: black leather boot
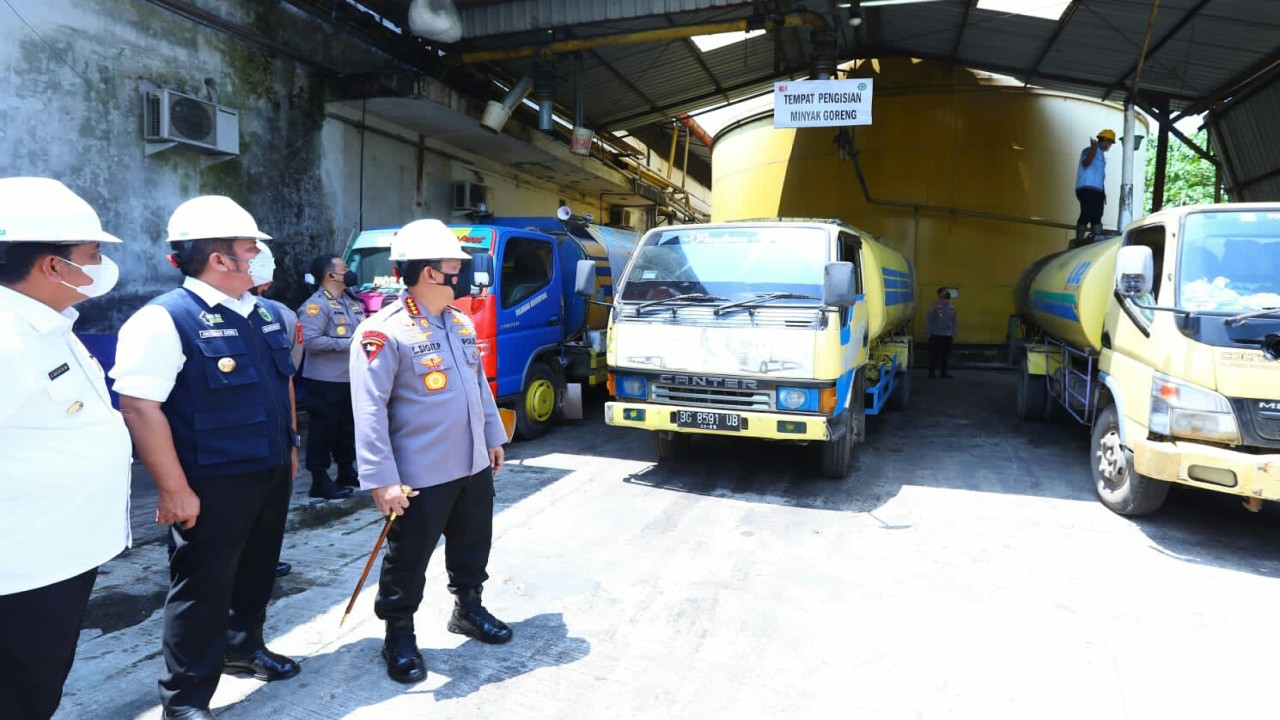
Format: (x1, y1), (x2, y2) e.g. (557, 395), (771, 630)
(381, 618), (426, 684)
(447, 587), (513, 644)
(309, 471), (353, 500)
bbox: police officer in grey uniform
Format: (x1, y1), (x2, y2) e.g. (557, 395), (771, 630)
(349, 218), (512, 685)
(297, 254), (364, 499)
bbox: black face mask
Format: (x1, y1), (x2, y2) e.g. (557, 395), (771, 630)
(437, 263), (474, 300)
(335, 269), (358, 287)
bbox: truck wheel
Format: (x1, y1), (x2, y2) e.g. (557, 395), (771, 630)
(515, 361), (562, 440)
(1015, 356), (1048, 421)
(1091, 405), (1170, 516)
(886, 368), (910, 411)
(820, 407), (854, 479)
(651, 430), (689, 460)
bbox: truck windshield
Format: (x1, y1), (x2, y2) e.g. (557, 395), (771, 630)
(1178, 210), (1280, 313)
(347, 246), (486, 293)
(618, 226), (828, 303)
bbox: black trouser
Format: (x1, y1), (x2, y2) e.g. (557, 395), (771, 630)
(304, 379), (356, 478)
(159, 465), (292, 713)
(0, 568), (98, 720)
(375, 468), (495, 623)
(1076, 187), (1106, 226)
(928, 335), (953, 375)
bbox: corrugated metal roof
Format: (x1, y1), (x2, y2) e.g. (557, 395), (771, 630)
(309, 0), (1280, 195)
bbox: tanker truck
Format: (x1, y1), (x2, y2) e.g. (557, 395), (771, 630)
(344, 213), (638, 439)
(583, 218), (913, 478)
(1013, 204), (1280, 515)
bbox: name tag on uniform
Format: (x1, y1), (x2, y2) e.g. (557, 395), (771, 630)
(199, 329), (239, 338)
(48, 363), (70, 381)
(261, 322), (282, 333)
(411, 342), (442, 355)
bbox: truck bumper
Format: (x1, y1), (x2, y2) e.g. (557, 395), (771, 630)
(1134, 439), (1280, 501)
(605, 402), (831, 441)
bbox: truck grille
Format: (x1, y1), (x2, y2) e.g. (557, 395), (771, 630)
(1252, 404), (1280, 441)
(651, 383), (773, 412)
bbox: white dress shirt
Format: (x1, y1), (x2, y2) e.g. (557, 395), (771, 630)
(0, 285), (132, 595)
(111, 277), (258, 402)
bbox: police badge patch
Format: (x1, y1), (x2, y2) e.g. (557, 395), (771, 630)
(360, 330), (389, 363)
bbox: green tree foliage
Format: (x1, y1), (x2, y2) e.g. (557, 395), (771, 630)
(1145, 129), (1219, 212)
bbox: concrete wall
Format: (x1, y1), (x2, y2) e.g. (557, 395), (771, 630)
(0, 0), (624, 333)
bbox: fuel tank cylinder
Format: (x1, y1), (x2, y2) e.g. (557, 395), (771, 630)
(711, 59), (1145, 345)
(1013, 236), (1120, 353)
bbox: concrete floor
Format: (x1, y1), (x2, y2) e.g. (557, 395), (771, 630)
(55, 370), (1280, 720)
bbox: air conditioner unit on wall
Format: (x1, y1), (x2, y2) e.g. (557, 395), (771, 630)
(609, 207), (640, 229)
(143, 89), (239, 155)
(452, 181), (488, 210)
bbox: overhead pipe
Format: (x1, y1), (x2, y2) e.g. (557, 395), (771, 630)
(534, 61), (557, 133)
(1119, 0), (1162, 229)
(479, 74), (534, 133)
(459, 11), (829, 64)
(675, 113), (714, 149)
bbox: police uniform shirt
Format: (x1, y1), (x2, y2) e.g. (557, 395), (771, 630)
(350, 293), (506, 490)
(298, 287), (364, 383)
(0, 284), (131, 595)
(111, 277), (267, 403)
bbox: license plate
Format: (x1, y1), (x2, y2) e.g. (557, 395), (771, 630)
(675, 410), (744, 432)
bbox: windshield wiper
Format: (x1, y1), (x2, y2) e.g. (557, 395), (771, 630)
(635, 293), (729, 314)
(714, 292), (821, 316)
(1224, 307), (1280, 326)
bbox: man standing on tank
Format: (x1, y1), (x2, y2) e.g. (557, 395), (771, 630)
(1074, 129), (1116, 246)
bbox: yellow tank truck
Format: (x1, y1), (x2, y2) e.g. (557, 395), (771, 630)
(579, 218), (913, 478)
(1014, 204), (1280, 515)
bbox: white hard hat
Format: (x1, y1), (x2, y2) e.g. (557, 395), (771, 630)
(390, 219), (469, 261)
(166, 195), (271, 242)
(0, 177), (121, 244)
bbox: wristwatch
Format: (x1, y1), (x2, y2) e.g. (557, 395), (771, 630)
(289, 430), (302, 449)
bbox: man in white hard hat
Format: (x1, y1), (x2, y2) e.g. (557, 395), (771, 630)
(111, 196), (300, 720)
(0, 177), (132, 720)
(350, 218), (511, 685)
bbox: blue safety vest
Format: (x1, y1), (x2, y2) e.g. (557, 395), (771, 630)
(152, 288), (295, 479)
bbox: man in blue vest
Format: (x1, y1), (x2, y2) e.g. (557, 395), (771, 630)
(112, 196), (301, 720)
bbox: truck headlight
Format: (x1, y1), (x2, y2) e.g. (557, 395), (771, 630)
(616, 375), (648, 399)
(1149, 373), (1241, 445)
(776, 387), (817, 412)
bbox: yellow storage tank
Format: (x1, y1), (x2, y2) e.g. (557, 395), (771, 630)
(1013, 237), (1120, 353)
(711, 59), (1148, 346)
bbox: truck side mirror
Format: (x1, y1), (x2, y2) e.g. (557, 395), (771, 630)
(1115, 245), (1153, 297)
(823, 261), (857, 307)
(471, 252), (494, 289)
(575, 259), (597, 298)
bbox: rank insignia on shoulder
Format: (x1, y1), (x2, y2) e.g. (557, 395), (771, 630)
(306, 304), (321, 316)
(361, 330), (389, 363)
(257, 306), (273, 322)
(423, 371), (448, 391)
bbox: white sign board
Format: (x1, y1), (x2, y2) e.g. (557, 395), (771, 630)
(773, 78), (874, 128)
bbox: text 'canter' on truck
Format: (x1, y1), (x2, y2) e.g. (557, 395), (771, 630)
(343, 208), (640, 440)
(577, 218), (913, 479)
(1013, 204), (1280, 516)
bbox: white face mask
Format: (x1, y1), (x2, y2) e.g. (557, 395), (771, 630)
(60, 254), (119, 299)
(248, 242), (276, 286)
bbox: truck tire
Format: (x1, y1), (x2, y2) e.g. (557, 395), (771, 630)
(651, 430), (689, 460)
(1016, 356), (1048, 421)
(820, 407), (854, 479)
(886, 368), (910, 411)
(1091, 404), (1170, 516)
(515, 361), (562, 440)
